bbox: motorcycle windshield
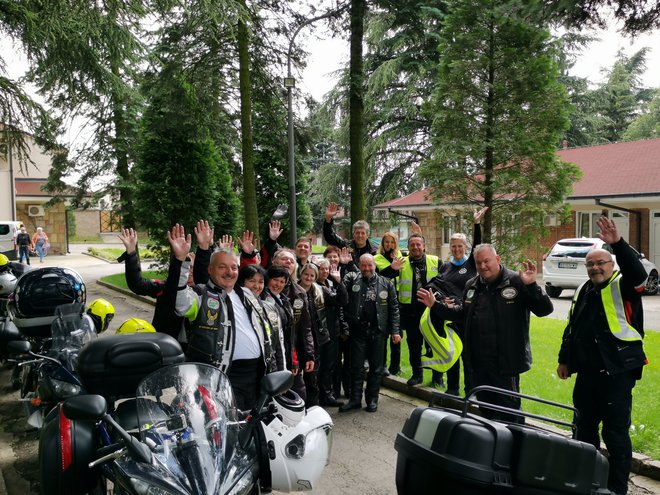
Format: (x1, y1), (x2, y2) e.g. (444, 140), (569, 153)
(50, 303), (96, 368)
(135, 363), (246, 495)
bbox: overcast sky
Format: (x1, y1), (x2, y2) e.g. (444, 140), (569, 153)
(299, 22), (660, 102)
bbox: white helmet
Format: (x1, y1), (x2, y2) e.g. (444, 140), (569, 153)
(272, 390), (305, 427)
(261, 405), (333, 492)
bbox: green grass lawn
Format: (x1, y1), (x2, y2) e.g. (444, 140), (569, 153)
(391, 316), (660, 459)
(100, 270), (167, 290)
(88, 247), (157, 261)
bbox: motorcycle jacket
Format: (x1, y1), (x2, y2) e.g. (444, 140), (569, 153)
(435, 266), (553, 375)
(283, 280), (315, 364)
(343, 271), (400, 336)
(559, 238), (647, 378)
(172, 259), (274, 374)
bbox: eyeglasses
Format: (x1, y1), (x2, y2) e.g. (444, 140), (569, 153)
(585, 260), (613, 269)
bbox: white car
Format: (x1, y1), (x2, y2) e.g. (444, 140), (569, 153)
(542, 237), (659, 298)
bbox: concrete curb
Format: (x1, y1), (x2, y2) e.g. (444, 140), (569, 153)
(381, 374), (660, 482)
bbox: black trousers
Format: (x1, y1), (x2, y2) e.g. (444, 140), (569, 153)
(573, 369), (636, 495)
(469, 367), (523, 424)
(227, 358), (263, 412)
(401, 308), (424, 378)
(349, 328), (386, 404)
(303, 359), (319, 408)
(318, 337), (339, 400)
(334, 337), (350, 398)
(446, 324), (468, 392)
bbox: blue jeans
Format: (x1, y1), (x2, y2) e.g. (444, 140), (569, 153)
(36, 242), (45, 261)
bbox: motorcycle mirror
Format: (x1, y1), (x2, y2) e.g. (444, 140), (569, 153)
(63, 394), (107, 421)
(261, 370), (294, 397)
(6, 340), (31, 355)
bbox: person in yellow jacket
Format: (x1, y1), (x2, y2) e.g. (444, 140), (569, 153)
(374, 232), (404, 375)
(557, 217), (647, 495)
(380, 233), (440, 386)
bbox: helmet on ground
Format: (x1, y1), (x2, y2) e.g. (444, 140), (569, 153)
(86, 298), (115, 333)
(116, 318), (156, 334)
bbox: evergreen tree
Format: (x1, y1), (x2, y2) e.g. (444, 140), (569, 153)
(421, 0), (580, 258)
(623, 89), (660, 141)
(135, 62), (239, 246)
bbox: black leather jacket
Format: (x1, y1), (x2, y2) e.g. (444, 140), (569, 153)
(558, 238), (647, 378)
(435, 266), (553, 375)
(343, 272), (400, 336)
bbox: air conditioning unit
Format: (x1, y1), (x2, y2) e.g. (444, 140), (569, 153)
(543, 214), (558, 227)
(28, 205), (45, 217)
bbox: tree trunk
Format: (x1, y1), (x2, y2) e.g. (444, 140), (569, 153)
(481, 15), (497, 243)
(238, 0), (259, 234)
(349, 0), (367, 224)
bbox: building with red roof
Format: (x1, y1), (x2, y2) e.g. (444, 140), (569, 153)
(373, 138), (660, 266)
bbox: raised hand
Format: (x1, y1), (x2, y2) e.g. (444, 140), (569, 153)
(167, 224), (192, 262)
(390, 256), (405, 271)
(194, 219), (214, 250)
(411, 221), (422, 235)
(339, 247), (352, 265)
(329, 263), (341, 282)
(474, 206), (489, 224)
(519, 259), (538, 285)
(117, 228), (138, 254)
(236, 230), (256, 254)
(325, 202), (338, 222)
(269, 220), (283, 241)
(596, 216), (621, 245)
(416, 288), (436, 308)
(218, 234), (234, 250)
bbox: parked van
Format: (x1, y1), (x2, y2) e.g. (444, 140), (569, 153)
(0, 221), (24, 261)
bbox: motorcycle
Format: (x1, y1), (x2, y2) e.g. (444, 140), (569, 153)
(54, 363), (333, 494)
(9, 303), (96, 429)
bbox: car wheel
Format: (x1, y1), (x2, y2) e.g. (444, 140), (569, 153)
(644, 271), (659, 295)
(545, 285), (563, 298)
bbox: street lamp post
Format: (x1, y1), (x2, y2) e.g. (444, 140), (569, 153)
(285, 9), (339, 246)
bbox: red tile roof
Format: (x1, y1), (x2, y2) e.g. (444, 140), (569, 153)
(15, 180), (50, 196)
(557, 138), (660, 198)
(375, 188), (435, 208)
(375, 138), (660, 208)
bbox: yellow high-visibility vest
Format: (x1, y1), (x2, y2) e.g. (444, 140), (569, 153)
(398, 255), (439, 304)
(420, 307), (462, 372)
(571, 272), (643, 342)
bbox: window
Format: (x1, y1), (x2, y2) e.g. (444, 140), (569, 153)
(441, 216), (455, 244)
(576, 212), (600, 237)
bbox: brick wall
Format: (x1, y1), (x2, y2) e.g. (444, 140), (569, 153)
(16, 203), (67, 254)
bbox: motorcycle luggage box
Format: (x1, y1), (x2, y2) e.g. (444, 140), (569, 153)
(77, 333), (184, 398)
(39, 404), (100, 495)
(507, 425), (611, 495)
(394, 406), (514, 494)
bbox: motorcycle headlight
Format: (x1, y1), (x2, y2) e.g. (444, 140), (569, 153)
(49, 377), (81, 398)
(130, 477), (180, 495)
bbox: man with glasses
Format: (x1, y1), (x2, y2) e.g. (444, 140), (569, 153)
(557, 216), (648, 495)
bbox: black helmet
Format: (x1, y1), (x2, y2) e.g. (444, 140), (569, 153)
(9, 267), (86, 338)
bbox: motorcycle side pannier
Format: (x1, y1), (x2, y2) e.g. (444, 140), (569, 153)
(39, 404), (100, 495)
(77, 333), (184, 399)
(507, 425), (611, 495)
(395, 390), (613, 495)
(394, 407), (515, 494)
